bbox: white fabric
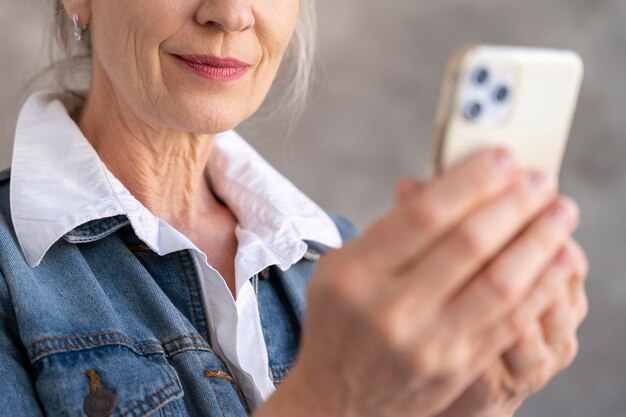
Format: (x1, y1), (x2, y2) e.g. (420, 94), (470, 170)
(9, 91), (343, 411)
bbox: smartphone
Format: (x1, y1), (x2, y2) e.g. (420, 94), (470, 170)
(431, 44), (584, 178)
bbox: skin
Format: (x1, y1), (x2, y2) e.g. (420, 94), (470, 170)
(393, 178), (589, 417)
(63, 0), (299, 297)
(256, 150), (588, 417)
(63, 1), (589, 416)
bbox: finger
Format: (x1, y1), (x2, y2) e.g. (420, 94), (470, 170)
(441, 282), (555, 409)
(394, 171), (557, 312)
(502, 321), (553, 392)
(541, 300), (580, 371)
(388, 256), (560, 416)
(357, 148), (519, 276)
(438, 296), (546, 409)
(574, 284), (589, 325)
(424, 253), (563, 388)
(550, 242), (589, 325)
(441, 196), (580, 336)
(535, 248), (582, 371)
(419, 266), (561, 417)
(563, 239), (590, 307)
(541, 299), (572, 348)
(564, 238), (589, 282)
(410, 315), (523, 417)
(394, 177), (424, 203)
(466, 252), (564, 358)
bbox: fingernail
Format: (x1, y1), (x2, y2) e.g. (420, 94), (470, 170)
(493, 149), (514, 172)
(524, 171), (555, 191)
(549, 198), (577, 222)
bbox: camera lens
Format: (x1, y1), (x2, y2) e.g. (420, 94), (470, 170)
(472, 68), (489, 85)
(464, 101), (482, 120)
(493, 86), (510, 103)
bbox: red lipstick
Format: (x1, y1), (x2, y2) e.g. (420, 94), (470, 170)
(175, 55), (251, 82)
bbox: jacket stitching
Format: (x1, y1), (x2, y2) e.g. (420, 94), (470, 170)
(134, 340), (160, 347)
(29, 331), (208, 349)
(167, 343), (213, 357)
(118, 382), (177, 417)
(134, 391), (179, 417)
(202, 367), (242, 417)
(178, 250), (212, 343)
(183, 254), (250, 413)
(136, 346), (164, 354)
(269, 364), (293, 372)
(29, 332), (218, 361)
(163, 334), (209, 345)
(28, 330), (130, 348)
(177, 253), (244, 415)
(32, 338), (130, 360)
(64, 219), (131, 242)
(68, 217), (128, 236)
(212, 386), (229, 417)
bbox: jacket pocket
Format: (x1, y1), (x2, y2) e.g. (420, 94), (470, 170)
(31, 341), (184, 417)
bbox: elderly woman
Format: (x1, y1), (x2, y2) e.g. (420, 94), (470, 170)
(0, 0), (589, 416)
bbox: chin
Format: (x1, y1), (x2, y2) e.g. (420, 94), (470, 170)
(158, 94), (255, 135)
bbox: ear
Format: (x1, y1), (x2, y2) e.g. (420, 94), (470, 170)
(62, 0), (93, 25)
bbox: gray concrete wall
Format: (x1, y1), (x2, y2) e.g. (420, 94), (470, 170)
(1, 0), (624, 416)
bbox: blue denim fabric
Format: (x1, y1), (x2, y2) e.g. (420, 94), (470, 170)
(0, 167), (360, 416)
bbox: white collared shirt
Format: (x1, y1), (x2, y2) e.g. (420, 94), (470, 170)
(9, 91), (343, 411)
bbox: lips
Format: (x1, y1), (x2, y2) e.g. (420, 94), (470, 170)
(174, 54), (251, 82)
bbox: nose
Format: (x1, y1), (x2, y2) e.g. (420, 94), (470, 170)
(196, 0), (255, 32)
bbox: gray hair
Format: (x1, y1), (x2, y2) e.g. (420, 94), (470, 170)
(50, 0), (317, 122)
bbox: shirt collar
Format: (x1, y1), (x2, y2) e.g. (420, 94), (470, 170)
(10, 90), (342, 270)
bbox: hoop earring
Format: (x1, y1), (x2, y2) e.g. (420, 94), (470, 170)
(72, 14), (87, 42)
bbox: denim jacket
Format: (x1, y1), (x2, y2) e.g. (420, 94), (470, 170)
(0, 166), (360, 417)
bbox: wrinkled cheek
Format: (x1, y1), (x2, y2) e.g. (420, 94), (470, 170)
(100, 30), (162, 105)
(256, 0), (299, 50)
(134, 35), (165, 92)
(91, 10), (151, 84)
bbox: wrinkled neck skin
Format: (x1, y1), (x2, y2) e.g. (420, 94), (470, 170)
(77, 59), (230, 235)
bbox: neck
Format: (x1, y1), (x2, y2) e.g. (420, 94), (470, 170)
(76, 64), (225, 231)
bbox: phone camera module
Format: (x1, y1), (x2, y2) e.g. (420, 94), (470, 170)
(472, 68), (490, 85)
(493, 85), (510, 103)
(464, 101), (483, 121)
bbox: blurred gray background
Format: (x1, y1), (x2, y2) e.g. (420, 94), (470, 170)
(1, 0), (624, 416)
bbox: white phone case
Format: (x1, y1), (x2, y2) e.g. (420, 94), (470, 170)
(432, 45), (584, 178)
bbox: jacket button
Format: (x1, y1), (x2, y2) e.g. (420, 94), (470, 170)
(84, 388), (117, 417)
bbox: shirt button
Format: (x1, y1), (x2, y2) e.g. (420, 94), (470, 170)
(84, 388), (117, 417)
(303, 247), (321, 261)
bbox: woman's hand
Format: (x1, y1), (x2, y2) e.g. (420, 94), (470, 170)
(434, 237), (589, 417)
(396, 176), (590, 417)
(255, 148), (580, 417)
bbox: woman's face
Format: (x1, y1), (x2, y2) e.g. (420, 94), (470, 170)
(69, 0), (299, 133)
